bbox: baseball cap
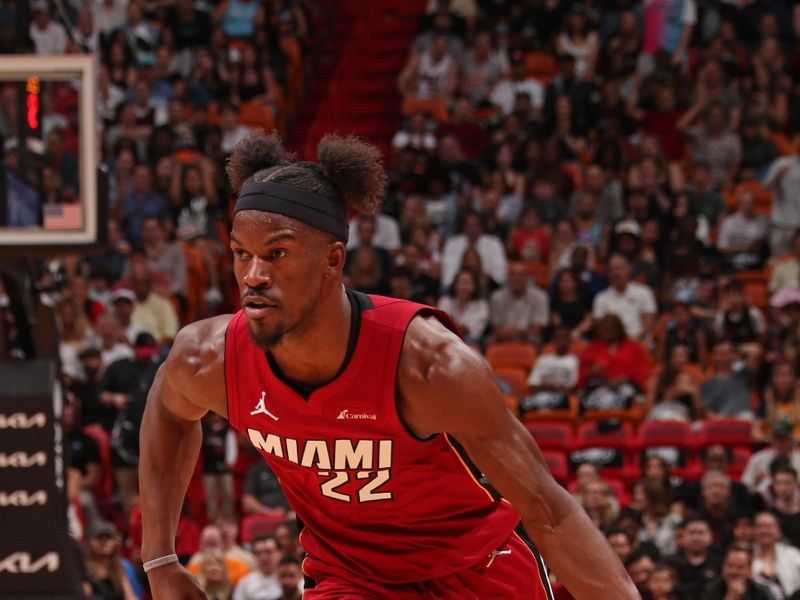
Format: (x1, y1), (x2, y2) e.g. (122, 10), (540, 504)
(614, 219), (641, 238)
(772, 420), (794, 439)
(87, 520), (119, 539)
(111, 288), (136, 303)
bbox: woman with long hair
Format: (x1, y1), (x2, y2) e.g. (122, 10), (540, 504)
(556, 4), (599, 81)
(644, 344), (702, 422)
(196, 549), (232, 600)
(579, 480), (619, 529)
(755, 362), (800, 441)
(84, 522), (139, 600)
(752, 512), (800, 599)
(550, 268), (593, 339)
(231, 43), (278, 110)
(437, 268), (489, 345)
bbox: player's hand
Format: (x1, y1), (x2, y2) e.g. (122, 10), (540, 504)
(147, 562), (207, 600)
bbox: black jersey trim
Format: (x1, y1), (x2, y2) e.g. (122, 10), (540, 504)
(265, 289), (364, 399)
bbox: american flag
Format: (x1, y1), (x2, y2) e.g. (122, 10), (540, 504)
(43, 203), (82, 230)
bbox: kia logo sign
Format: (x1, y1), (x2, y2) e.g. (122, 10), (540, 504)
(0, 490), (48, 507)
(0, 413), (46, 429)
(0, 552), (59, 574)
(0, 452), (47, 468)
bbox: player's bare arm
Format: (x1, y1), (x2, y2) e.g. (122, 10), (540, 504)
(397, 315), (640, 600)
(139, 315), (230, 600)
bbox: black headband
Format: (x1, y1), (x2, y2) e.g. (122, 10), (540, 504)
(234, 181), (349, 241)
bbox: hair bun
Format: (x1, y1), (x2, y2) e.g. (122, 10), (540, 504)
(226, 131), (293, 192)
(317, 135), (386, 214)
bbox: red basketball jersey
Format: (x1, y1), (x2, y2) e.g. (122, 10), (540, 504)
(224, 293), (521, 584)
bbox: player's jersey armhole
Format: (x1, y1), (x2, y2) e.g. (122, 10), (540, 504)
(392, 308), (455, 444)
(223, 313), (240, 431)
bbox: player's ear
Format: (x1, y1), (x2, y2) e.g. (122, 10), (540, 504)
(325, 239), (346, 275)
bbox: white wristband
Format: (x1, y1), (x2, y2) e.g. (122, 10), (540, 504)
(143, 554), (179, 573)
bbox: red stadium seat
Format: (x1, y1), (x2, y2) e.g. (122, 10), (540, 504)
(524, 421), (574, 452)
(542, 450), (569, 485)
(485, 342), (537, 371)
(493, 367), (528, 396)
(635, 420), (692, 450)
(572, 421), (637, 481)
(241, 510), (288, 543)
(728, 447), (753, 480)
(697, 419), (753, 448)
(636, 419), (697, 479)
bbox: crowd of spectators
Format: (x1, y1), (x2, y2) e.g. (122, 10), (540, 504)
(3, 0), (800, 598)
(391, 0), (800, 598)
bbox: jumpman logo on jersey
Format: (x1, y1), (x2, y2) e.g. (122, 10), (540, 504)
(250, 391), (279, 421)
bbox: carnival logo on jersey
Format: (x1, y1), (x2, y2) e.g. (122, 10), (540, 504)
(250, 391), (279, 421)
(337, 409), (377, 421)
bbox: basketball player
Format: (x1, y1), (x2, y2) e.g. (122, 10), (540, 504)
(139, 133), (638, 599)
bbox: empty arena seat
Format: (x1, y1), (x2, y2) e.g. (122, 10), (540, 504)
(524, 421), (574, 452)
(571, 421), (636, 480)
(697, 418), (753, 448)
(485, 342), (537, 371)
(636, 420), (693, 450)
(493, 367), (528, 396)
(241, 510), (288, 543)
(728, 446), (753, 479)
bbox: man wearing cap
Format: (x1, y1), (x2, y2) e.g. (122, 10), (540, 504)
(742, 421), (800, 491)
(592, 253), (657, 339)
(29, 0), (68, 55)
(110, 288), (151, 344)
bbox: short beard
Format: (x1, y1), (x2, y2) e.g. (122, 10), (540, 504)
(247, 321), (287, 351)
(245, 286), (323, 352)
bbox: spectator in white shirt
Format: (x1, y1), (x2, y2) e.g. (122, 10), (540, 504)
(437, 269), (489, 344)
(441, 212), (507, 289)
(764, 148), (800, 256)
(717, 191), (768, 270)
(29, 1), (68, 56)
(232, 535), (282, 600)
(592, 253), (657, 339)
(489, 262), (549, 346)
(95, 315), (134, 368)
(489, 52), (545, 116)
(347, 213), (402, 253)
(527, 325), (579, 392)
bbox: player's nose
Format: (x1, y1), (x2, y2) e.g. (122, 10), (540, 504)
(242, 257), (273, 289)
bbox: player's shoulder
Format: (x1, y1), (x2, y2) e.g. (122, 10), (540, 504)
(399, 314), (485, 389)
(165, 314), (234, 387)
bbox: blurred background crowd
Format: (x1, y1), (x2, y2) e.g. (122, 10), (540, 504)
(3, 0), (800, 598)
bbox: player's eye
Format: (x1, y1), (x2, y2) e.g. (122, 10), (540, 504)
(269, 248), (288, 260)
(232, 248), (250, 260)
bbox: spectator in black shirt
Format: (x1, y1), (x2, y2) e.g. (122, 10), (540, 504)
(73, 347), (117, 431)
(63, 390), (102, 526)
(242, 460), (291, 515)
(100, 332), (161, 516)
(672, 516), (724, 600)
(702, 545), (774, 600)
(165, 0), (212, 51)
(201, 412), (235, 522)
(769, 463), (800, 549)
